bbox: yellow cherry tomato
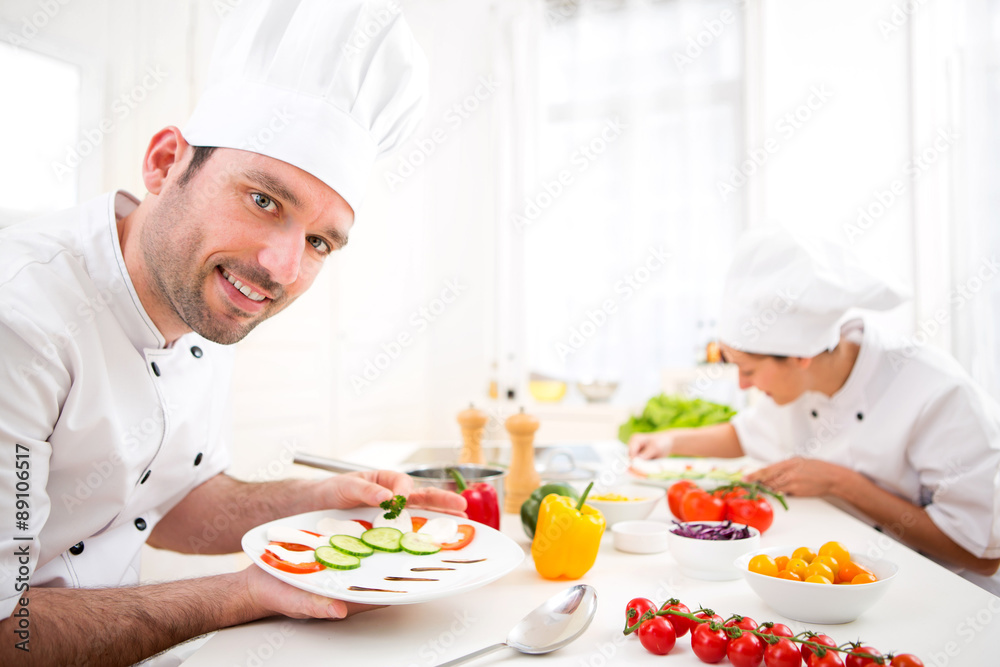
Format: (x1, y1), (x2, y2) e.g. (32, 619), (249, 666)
(851, 572), (879, 585)
(818, 541), (851, 567)
(815, 555), (840, 577)
(785, 557), (809, 578)
(804, 561), (835, 582)
(748, 554), (779, 577)
(777, 569), (802, 581)
(792, 546), (816, 563)
(804, 574), (833, 584)
(774, 555), (790, 571)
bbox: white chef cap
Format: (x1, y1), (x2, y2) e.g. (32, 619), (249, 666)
(718, 227), (907, 357)
(182, 0), (427, 213)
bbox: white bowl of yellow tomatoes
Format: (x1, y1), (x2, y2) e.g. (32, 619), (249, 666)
(734, 542), (899, 624)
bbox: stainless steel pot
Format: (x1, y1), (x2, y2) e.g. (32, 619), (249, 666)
(405, 463), (506, 511)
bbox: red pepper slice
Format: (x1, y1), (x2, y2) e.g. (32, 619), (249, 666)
(268, 541), (313, 552)
(260, 549), (325, 574)
(439, 525), (475, 550)
(301, 530), (323, 537)
(411, 516), (428, 532)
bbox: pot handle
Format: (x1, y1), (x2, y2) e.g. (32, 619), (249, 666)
(293, 452), (376, 474)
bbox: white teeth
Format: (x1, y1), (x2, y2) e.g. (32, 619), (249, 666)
(223, 269), (266, 302)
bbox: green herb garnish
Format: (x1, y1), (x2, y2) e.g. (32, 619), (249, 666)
(380, 494), (407, 520)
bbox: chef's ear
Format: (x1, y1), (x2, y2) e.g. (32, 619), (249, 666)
(141, 126), (191, 195)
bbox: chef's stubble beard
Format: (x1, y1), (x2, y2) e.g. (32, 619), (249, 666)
(140, 186), (269, 345)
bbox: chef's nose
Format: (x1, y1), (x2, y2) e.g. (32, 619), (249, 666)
(738, 374), (754, 391)
(258, 228), (303, 286)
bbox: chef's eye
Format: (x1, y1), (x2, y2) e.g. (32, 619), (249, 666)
(251, 192), (277, 213)
(308, 236), (331, 254)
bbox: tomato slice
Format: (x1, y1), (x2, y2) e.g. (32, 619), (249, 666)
(268, 541), (313, 552)
(301, 530), (323, 537)
(439, 524), (475, 550)
(411, 516), (429, 531)
(354, 520), (374, 531)
(261, 549), (326, 574)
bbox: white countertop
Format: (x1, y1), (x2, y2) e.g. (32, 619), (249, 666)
(183, 443), (1000, 666)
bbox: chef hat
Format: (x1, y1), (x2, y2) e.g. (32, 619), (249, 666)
(718, 227), (907, 357)
(182, 0), (427, 213)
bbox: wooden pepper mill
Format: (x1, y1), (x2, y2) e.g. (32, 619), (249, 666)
(504, 406), (541, 513)
(457, 403), (488, 464)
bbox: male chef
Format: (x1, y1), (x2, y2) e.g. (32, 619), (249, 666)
(0, 1), (464, 664)
(630, 228), (1000, 594)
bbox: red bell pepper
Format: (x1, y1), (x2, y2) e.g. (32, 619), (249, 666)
(448, 468), (500, 530)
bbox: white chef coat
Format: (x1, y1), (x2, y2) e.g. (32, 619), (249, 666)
(732, 319), (1000, 593)
(0, 191), (234, 618)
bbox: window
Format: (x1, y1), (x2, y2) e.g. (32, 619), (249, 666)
(509, 0), (745, 404)
(0, 42), (81, 226)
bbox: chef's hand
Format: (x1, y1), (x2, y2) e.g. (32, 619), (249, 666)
(318, 470), (468, 517)
(244, 564), (383, 620)
(745, 457), (849, 497)
(628, 431), (672, 460)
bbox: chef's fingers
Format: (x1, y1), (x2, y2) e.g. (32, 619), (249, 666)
(330, 472), (412, 508)
(628, 434), (659, 459)
(342, 602), (387, 617)
(408, 487), (468, 517)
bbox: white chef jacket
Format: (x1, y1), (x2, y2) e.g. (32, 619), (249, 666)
(732, 319), (1000, 593)
(0, 192), (234, 618)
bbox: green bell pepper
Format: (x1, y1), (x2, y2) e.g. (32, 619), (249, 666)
(520, 482), (580, 539)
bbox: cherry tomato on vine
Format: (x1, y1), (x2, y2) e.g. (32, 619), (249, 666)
(801, 635), (837, 664)
(682, 488), (726, 521)
(724, 615), (758, 632)
(661, 601), (695, 637)
(637, 616), (677, 655)
(728, 633), (765, 667)
(810, 651), (845, 667)
(889, 655), (925, 667)
(691, 623), (729, 663)
(845, 646), (882, 667)
(759, 622), (794, 638)
(726, 495), (775, 533)
(694, 610), (724, 625)
(765, 638), (803, 667)
(625, 597), (655, 628)
(668, 480), (699, 519)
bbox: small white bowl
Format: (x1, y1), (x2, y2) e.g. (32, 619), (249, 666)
(587, 486), (661, 526)
(611, 520), (670, 554)
(734, 545), (899, 624)
(667, 521), (761, 580)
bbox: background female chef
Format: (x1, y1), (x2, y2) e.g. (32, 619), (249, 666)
(630, 228), (1000, 594)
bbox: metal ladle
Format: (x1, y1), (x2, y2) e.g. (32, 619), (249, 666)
(433, 584), (598, 667)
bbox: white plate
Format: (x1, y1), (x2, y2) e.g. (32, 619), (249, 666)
(242, 508), (524, 605)
(628, 456), (759, 489)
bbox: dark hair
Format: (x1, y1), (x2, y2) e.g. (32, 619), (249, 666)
(177, 146), (217, 187)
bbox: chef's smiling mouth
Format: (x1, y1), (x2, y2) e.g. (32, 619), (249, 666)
(220, 267), (270, 302)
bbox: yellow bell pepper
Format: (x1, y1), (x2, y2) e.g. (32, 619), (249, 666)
(531, 482), (606, 580)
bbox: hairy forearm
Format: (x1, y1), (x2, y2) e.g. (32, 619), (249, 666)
(670, 423), (744, 458)
(833, 469), (1000, 576)
(0, 572), (261, 666)
(149, 473), (326, 554)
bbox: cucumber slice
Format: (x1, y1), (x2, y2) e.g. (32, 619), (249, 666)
(314, 546), (361, 570)
(329, 534), (374, 558)
(400, 532), (441, 555)
(361, 527), (403, 553)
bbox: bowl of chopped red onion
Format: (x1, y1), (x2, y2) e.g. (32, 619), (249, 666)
(667, 520), (761, 581)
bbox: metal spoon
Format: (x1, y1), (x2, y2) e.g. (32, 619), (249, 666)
(434, 584), (598, 667)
